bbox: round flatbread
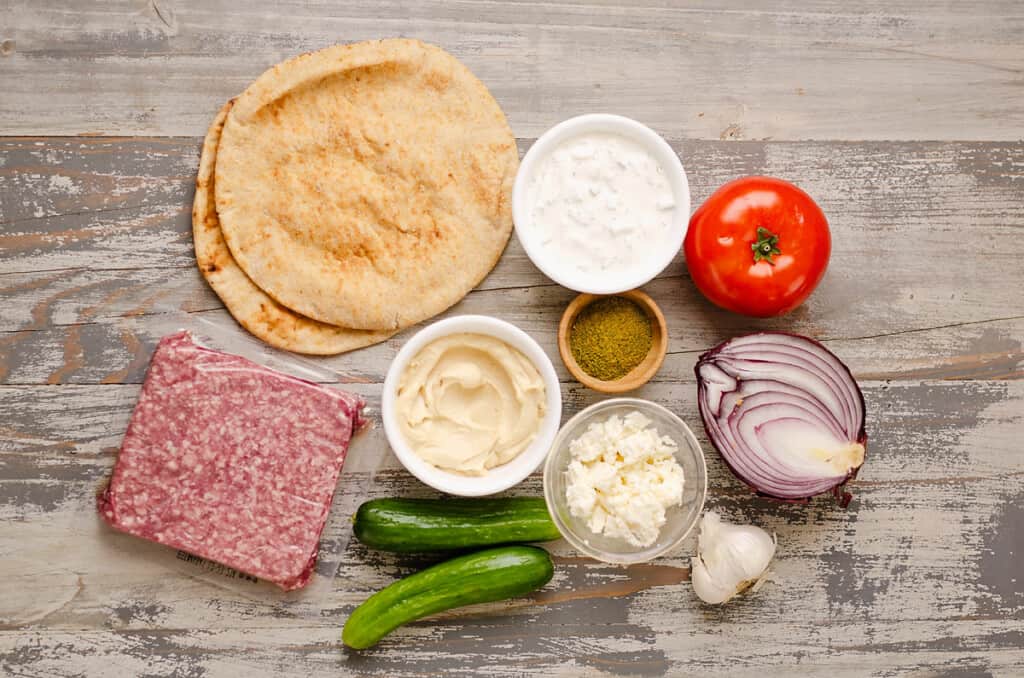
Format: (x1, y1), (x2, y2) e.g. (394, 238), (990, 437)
(214, 39), (518, 330)
(193, 100), (395, 355)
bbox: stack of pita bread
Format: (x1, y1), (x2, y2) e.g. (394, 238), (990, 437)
(192, 39), (519, 354)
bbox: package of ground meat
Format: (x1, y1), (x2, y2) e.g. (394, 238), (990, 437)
(98, 330), (367, 591)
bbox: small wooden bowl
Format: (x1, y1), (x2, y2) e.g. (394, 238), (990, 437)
(558, 289), (668, 393)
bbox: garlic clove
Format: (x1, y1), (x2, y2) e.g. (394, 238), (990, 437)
(691, 511), (776, 605)
(691, 552), (737, 604)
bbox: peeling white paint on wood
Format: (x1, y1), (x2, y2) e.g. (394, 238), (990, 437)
(1, 1), (1023, 675)
(2, 138), (1021, 388)
(2, 300), (1022, 386)
(1, 378), (1022, 674)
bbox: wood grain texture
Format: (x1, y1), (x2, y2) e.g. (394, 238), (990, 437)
(2, 380), (1023, 675)
(2, 1), (1024, 675)
(1, 138), (1022, 675)
(2, 138), (1021, 386)
(2, 1), (1023, 139)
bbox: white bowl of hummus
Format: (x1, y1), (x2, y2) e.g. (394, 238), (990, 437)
(382, 315), (562, 496)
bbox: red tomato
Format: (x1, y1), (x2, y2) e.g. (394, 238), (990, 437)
(684, 176), (831, 317)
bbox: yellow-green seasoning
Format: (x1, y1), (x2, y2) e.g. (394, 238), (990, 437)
(569, 296), (653, 381)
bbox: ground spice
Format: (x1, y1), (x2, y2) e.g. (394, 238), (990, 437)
(569, 296), (653, 381)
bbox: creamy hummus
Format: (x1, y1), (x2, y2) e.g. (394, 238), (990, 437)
(396, 333), (546, 475)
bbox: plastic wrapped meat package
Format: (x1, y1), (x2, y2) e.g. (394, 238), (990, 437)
(98, 327), (373, 594)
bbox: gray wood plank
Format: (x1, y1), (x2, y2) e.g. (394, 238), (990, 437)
(3, 298), (1023, 387)
(2, 380), (1022, 675)
(3, 138), (1022, 387)
(1, 130), (1023, 673)
(2, 1), (1022, 139)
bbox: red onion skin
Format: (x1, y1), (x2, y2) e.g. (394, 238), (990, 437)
(696, 331), (868, 506)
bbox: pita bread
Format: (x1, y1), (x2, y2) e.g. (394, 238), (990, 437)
(214, 39), (518, 330)
(192, 101), (395, 355)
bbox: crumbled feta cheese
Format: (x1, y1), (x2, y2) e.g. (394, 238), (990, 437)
(564, 411), (685, 548)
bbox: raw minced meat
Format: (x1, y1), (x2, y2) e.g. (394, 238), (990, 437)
(98, 331), (364, 590)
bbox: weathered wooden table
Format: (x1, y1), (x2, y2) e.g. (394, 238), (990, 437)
(2, 2), (1023, 676)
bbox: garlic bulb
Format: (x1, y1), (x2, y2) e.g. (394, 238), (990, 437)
(691, 511), (776, 604)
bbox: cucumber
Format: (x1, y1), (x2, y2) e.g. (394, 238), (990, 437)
(342, 545), (554, 649)
(352, 497), (561, 552)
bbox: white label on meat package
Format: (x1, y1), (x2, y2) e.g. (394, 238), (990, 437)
(176, 550), (259, 584)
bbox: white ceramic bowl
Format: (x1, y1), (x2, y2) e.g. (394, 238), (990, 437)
(382, 315), (562, 497)
(512, 114), (691, 294)
(543, 398), (707, 564)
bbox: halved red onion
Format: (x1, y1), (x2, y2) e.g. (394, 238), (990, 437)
(695, 332), (867, 506)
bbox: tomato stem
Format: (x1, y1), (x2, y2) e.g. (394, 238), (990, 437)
(752, 227), (781, 264)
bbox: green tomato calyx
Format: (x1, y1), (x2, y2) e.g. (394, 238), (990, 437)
(752, 227), (781, 264)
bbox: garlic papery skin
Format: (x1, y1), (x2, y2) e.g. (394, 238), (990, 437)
(691, 511), (776, 605)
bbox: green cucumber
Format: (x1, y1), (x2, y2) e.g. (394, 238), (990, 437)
(352, 497), (561, 552)
(342, 545), (554, 649)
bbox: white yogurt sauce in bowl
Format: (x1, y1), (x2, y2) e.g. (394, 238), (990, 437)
(513, 115), (690, 294)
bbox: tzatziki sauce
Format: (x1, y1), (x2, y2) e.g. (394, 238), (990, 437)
(525, 133), (675, 281)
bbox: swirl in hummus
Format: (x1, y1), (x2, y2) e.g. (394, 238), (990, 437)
(396, 333), (546, 475)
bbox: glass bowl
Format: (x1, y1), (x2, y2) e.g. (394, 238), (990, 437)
(543, 398), (707, 564)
